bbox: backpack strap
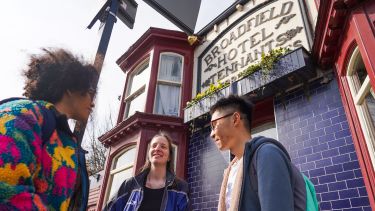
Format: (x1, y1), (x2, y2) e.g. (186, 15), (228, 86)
(247, 136), (294, 192)
(39, 106), (56, 144)
(0, 97), (56, 144)
(303, 174), (319, 211)
(247, 137), (308, 211)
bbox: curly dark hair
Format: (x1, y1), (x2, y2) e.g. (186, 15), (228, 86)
(210, 95), (254, 132)
(23, 48), (98, 103)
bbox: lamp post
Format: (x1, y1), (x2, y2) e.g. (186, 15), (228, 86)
(73, 0), (137, 144)
(72, 1), (137, 210)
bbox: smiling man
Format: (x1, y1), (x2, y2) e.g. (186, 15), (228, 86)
(210, 95), (307, 211)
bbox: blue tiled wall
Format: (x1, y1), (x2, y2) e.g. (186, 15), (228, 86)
(275, 79), (371, 211)
(187, 128), (230, 211)
(186, 79), (372, 211)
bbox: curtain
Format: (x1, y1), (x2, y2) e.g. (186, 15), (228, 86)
(155, 84), (180, 116)
(159, 54), (182, 82)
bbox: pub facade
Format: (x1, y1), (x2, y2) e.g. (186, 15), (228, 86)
(92, 0), (375, 210)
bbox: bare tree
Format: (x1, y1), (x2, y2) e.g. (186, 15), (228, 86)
(84, 106), (115, 176)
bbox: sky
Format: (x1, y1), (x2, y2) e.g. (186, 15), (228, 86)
(0, 0), (233, 145)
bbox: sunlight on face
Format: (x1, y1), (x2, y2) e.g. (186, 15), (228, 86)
(148, 136), (170, 166)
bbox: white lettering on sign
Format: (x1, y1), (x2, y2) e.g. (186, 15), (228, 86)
(199, 0), (311, 91)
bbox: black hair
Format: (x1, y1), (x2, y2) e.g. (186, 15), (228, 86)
(210, 95), (254, 132)
(23, 48), (98, 103)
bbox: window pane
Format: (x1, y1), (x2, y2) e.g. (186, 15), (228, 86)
(252, 122), (277, 140)
(108, 168), (133, 200)
(349, 50), (368, 93)
(114, 147), (136, 169)
(159, 54), (182, 82)
(128, 62), (150, 96)
(154, 84), (180, 116)
(360, 87), (375, 168)
(126, 91), (147, 118)
(355, 67), (367, 87)
(363, 88), (375, 130)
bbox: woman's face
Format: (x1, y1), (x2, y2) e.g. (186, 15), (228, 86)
(148, 136), (170, 167)
(69, 90), (95, 121)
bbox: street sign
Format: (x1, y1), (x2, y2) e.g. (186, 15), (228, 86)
(88, 0), (138, 30)
(118, 0), (138, 29)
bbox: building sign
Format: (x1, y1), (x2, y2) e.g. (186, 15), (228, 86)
(198, 0), (312, 91)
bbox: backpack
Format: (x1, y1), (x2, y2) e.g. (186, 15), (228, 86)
(249, 136), (319, 211)
(0, 97), (56, 143)
(303, 174), (319, 211)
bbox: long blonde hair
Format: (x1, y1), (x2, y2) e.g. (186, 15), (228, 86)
(141, 131), (174, 173)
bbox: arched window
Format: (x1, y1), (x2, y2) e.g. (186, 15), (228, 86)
(154, 53), (183, 117)
(106, 146), (137, 202)
(124, 59), (151, 119)
(346, 46), (375, 168)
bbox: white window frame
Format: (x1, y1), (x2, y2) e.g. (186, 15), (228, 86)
(104, 146), (136, 204)
(124, 59), (150, 119)
(170, 143), (178, 172)
(346, 46), (375, 169)
(153, 52), (184, 117)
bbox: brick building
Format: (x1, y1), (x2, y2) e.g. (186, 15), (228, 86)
(91, 0), (375, 210)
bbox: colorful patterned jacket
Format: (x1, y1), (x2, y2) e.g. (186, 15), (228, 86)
(0, 99), (89, 211)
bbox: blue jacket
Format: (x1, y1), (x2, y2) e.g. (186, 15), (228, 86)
(239, 136), (307, 211)
(104, 169), (190, 211)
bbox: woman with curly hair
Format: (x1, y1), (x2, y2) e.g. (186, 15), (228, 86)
(0, 48), (98, 211)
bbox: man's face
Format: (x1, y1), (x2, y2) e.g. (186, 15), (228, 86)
(210, 109), (236, 150)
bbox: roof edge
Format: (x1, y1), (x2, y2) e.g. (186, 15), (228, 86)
(116, 27), (188, 68)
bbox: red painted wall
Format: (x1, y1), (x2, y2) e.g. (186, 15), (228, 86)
(333, 2), (375, 208)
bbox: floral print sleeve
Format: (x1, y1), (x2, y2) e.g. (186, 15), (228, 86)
(0, 100), (50, 210)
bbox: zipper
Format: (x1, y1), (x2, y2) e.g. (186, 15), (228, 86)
(78, 146), (89, 211)
(133, 176), (144, 211)
(161, 186), (168, 211)
(160, 177), (175, 211)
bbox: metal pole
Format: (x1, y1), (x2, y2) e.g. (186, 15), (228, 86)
(73, 0), (120, 144)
